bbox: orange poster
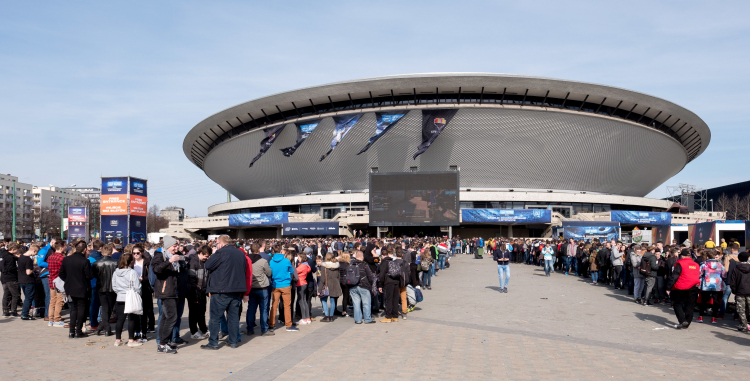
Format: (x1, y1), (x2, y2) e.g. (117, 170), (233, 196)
(129, 195), (148, 216)
(101, 194), (128, 215)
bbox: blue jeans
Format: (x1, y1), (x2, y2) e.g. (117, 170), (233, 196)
(208, 293), (242, 347)
(721, 286), (732, 315)
(172, 296), (185, 342)
(544, 259), (554, 275)
(89, 288), (100, 328)
(349, 286), (372, 323)
(219, 311), (242, 341)
(41, 277), (50, 318)
(591, 270), (599, 283)
(430, 262), (435, 276)
(497, 264), (510, 288)
(247, 288), (270, 333)
(421, 269), (432, 287)
(438, 254), (446, 270)
(320, 296), (337, 316)
(20, 284), (35, 318)
(563, 257), (571, 273)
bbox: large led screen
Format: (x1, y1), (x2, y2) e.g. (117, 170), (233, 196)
(369, 172), (459, 226)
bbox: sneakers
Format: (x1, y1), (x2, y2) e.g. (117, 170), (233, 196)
(114, 340), (124, 346)
(391, 318), (398, 322)
(48, 321), (53, 327)
(286, 327), (299, 332)
(53, 321), (65, 328)
(158, 344), (178, 354)
(191, 331), (204, 340)
(262, 330), (275, 336)
(696, 317), (704, 323)
(711, 317), (718, 324)
(380, 318), (392, 323)
(127, 341), (143, 347)
(364, 321), (376, 324)
(200, 344), (219, 350)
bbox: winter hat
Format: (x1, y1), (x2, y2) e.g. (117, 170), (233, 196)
(739, 252), (749, 262)
(163, 235), (177, 249)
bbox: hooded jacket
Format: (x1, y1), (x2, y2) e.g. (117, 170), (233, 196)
(112, 268), (141, 302)
(269, 253), (294, 289)
(729, 262), (750, 297)
(318, 261), (342, 297)
(699, 259), (726, 292)
(248, 253), (272, 289)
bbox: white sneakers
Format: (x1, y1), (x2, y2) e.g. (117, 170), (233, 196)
(191, 330), (210, 339)
(127, 341), (143, 347)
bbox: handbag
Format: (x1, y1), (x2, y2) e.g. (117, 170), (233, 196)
(124, 271), (143, 315)
(319, 266), (329, 297)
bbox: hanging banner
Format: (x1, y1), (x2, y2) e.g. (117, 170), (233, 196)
(282, 222), (340, 236)
(68, 207), (87, 225)
(652, 225), (671, 244)
(611, 211), (671, 225)
(461, 209), (552, 224)
(280, 120), (320, 157)
(320, 114), (362, 162)
(228, 212), (289, 226)
(563, 226), (620, 242)
(357, 112), (406, 154)
(129, 177), (148, 217)
(69, 225), (87, 241)
(413, 109), (458, 160)
(249, 123), (287, 167)
(689, 221), (715, 246)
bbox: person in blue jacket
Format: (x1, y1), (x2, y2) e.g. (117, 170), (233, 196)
(268, 244), (296, 332)
(36, 237), (57, 320)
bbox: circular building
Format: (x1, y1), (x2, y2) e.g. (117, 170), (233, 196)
(183, 73), (710, 237)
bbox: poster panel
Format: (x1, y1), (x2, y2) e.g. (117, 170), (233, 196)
(228, 212), (289, 226)
(357, 113), (406, 154)
(563, 226), (620, 242)
(652, 225), (671, 244)
(320, 114), (362, 162)
(101, 177), (128, 195)
(101, 194), (128, 215)
(690, 221), (715, 246)
(129, 215), (147, 243)
(280, 120), (320, 157)
(101, 215), (128, 243)
(611, 211), (671, 225)
(68, 225), (86, 240)
(68, 206), (87, 225)
(249, 123), (287, 167)
(282, 222), (340, 236)
(413, 109), (458, 159)
(461, 209), (551, 224)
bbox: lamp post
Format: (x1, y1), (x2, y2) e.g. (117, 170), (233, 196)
(710, 199), (713, 212)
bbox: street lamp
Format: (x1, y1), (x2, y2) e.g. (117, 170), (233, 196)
(710, 199), (713, 212)
(50, 184), (75, 240)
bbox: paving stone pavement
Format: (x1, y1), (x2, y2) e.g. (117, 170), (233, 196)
(2, 255), (749, 380)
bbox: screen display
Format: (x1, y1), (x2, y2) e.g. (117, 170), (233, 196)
(369, 172), (459, 226)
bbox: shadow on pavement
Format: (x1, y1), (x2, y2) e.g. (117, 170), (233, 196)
(710, 330), (750, 346)
(634, 312), (674, 327)
(485, 286), (503, 292)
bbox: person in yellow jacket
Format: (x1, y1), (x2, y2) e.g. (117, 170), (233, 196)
(704, 239), (716, 249)
(720, 238), (727, 249)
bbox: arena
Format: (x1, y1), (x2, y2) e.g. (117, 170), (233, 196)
(182, 73), (711, 238)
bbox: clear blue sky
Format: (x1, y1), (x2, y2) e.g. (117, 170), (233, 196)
(2, 1), (748, 216)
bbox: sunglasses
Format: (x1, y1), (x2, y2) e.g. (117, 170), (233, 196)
(133, 251), (142, 255)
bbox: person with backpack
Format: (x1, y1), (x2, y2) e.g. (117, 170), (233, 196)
(338, 253), (351, 318)
(377, 246), (401, 322)
(419, 244), (433, 290)
(667, 249), (701, 329)
(394, 247), (410, 319)
(93, 243), (118, 336)
(696, 250), (726, 324)
(348, 250), (376, 324)
(318, 252), (342, 322)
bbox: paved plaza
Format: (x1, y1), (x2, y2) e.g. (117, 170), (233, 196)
(2, 255), (749, 380)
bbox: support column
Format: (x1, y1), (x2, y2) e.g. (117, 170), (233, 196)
(237, 228), (246, 239)
(448, 226), (452, 239)
(276, 227), (282, 239)
(508, 225), (513, 238)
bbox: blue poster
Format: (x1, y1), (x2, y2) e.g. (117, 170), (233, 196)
(101, 215), (128, 243)
(228, 212), (289, 226)
(280, 121), (320, 157)
(611, 211), (671, 225)
(249, 123), (287, 167)
(101, 177), (129, 195)
(282, 222), (340, 236)
(563, 226), (620, 241)
(130, 177), (148, 197)
(461, 209), (552, 224)
(129, 215), (147, 243)
(68, 226), (86, 241)
(413, 109), (458, 160)
(320, 114), (362, 161)
(357, 113), (405, 155)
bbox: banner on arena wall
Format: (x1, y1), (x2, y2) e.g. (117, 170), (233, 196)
(652, 225), (671, 244)
(249, 123), (287, 167)
(280, 120), (320, 157)
(68, 225), (87, 240)
(129, 215), (147, 243)
(357, 112), (406, 154)
(320, 114), (362, 162)
(68, 206), (87, 225)
(282, 222), (340, 236)
(129, 177), (148, 217)
(689, 221), (715, 246)
(563, 226), (620, 242)
(461, 209), (552, 224)
(228, 212), (289, 226)
(101, 215), (128, 243)
(413, 109), (458, 160)
(611, 211), (672, 225)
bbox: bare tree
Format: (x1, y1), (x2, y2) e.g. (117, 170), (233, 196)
(35, 206), (61, 240)
(728, 194), (742, 220)
(715, 193), (729, 216)
(742, 192), (750, 221)
(146, 205), (169, 233)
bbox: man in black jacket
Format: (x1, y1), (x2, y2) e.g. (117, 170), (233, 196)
(92, 243), (118, 336)
(641, 247), (660, 306)
(59, 240), (93, 338)
(377, 247), (400, 323)
(202, 235), (250, 350)
(1, 242), (21, 317)
(350, 250), (376, 324)
(152, 236), (181, 354)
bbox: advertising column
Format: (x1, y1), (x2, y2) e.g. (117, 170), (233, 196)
(68, 206), (88, 241)
(100, 177), (129, 243)
(129, 177), (148, 243)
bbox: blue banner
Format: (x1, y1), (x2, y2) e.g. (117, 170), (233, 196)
(357, 112), (406, 154)
(461, 209), (552, 224)
(413, 109), (458, 160)
(320, 114), (361, 161)
(611, 211), (671, 225)
(228, 212), (289, 226)
(130, 177), (148, 197)
(129, 215), (147, 243)
(249, 123), (287, 167)
(282, 222), (340, 236)
(68, 225), (86, 241)
(563, 226), (620, 241)
(280, 120), (320, 157)
(101, 215), (128, 243)
(101, 177), (128, 195)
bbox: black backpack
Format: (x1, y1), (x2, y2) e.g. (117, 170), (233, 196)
(639, 256), (652, 276)
(344, 262), (361, 286)
(399, 260), (410, 288)
(387, 259), (401, 279)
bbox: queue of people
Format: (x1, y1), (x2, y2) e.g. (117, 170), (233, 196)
(0, 234), (457, 353)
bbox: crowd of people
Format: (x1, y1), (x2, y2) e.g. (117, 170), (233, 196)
(0, 234), (461, 353)
(475, 236), (750, 331)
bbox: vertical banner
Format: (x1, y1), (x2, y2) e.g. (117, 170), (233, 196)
(249, 123), (287, 167)
(129, 177), (148, 243)
(68, 206), (87, 241)
(690, 221), (715, 246)
(320, 114), (362, 162)
(280, 120), (320, 157)
(413, 109), (458, 160)
(101, 177), (129, 243)
(68, 226), (87, 240)
(652, 225), (671, 244)
(357, 112), (406, 154)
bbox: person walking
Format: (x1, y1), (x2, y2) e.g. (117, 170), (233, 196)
(92, 244), (118, 336)
(111, 253), (143, 347)
(493, 242), (511, 292)
(59, 240), (93, 338)
(202, 235), (251, 350)
(152, 236), (182, 354)
(668, 249), (701, 329)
